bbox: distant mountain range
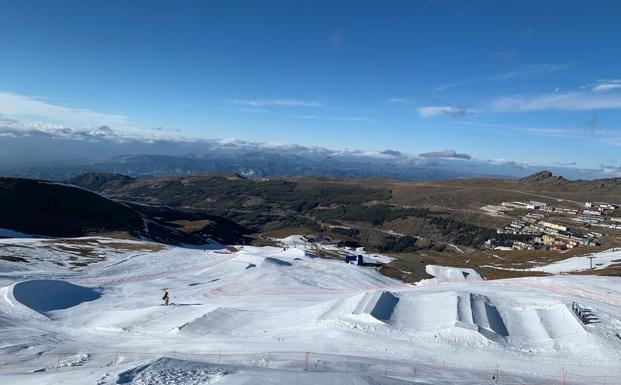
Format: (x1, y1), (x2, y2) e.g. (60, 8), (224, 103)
(0, 121), (617, 181)
(0, 139), (614, 182)
(4, 152), (485, 181)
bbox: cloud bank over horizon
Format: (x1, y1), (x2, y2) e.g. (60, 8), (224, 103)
(1, 117), (618, 180)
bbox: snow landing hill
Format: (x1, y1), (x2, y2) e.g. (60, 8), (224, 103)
(0, 235), (620, 385)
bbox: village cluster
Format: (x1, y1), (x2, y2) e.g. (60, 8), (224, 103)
(485, 200), (620, 251)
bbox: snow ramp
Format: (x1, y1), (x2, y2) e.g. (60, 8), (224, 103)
(467, 293), (509, 341)
(353, 290), (590, 349)
(10, 279), (101, 314)
(369, 291), (400, 321)
(263, 257), (293, 267)
(502, 303), (588, 348)
(419, 265), (482, 285)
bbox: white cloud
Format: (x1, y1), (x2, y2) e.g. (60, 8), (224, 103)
(385, 98), (410, 104)
(592, 80), (621, 93)
(240, 108), (269, 113)
(0, 118), (184, 143)
(435, 64), (571, 91)
(522, 126), (621, 145)
(416, 106), (467, 118)
(0, 91), (137, 129)
(491, 91), (621, 112)
(419, 149), (471, 160)
(295, 115), (371, 122)
(227, 98), (321, 107)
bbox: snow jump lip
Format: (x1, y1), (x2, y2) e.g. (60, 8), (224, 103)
(12, 279), (101, 314)
(264, 257), (293, 267)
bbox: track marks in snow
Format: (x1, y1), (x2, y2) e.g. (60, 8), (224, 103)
(116, 358), (235, 385)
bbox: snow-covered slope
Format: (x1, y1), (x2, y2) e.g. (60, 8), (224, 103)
(525, 248), (621, 274)
(0, 236), (620, 384)
(482, 248), (621, 274)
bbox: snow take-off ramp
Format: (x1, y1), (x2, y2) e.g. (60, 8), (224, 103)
(350, 291), (508, 341)
(346, 288), (590, 348)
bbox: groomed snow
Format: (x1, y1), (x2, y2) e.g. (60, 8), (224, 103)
(0, 236), (620, 384)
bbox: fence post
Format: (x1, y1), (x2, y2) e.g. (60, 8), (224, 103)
(114, 351), (119, 366)
(384, 356), (388, 376)
(266, 352), (271, 368)
(56, 353), (62, 371)
(304, 352), (309, 371)
(562, 368), (567, 385)
(346, 356), (350, 372)
(218, 351), (221, 364)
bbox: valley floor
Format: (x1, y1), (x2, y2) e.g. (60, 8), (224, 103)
(0, 236), (620, 384)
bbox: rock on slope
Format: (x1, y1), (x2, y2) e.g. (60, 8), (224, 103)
(517, 170), (621, 194)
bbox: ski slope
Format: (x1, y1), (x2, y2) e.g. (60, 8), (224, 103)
(0, 236), (620, 384)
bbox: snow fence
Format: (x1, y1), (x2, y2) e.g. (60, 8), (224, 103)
(0, 350), (618, 385)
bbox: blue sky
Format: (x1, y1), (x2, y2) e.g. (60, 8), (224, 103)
(1, 0), (620, 171)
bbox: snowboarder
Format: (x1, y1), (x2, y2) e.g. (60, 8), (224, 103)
(162, 289), (169, 306)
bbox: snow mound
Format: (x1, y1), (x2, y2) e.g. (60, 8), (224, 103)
(278, 235), (307, 246)
(419, 265), (482, 285)
(12, 279), (101, 314)
(116, 357), (235, 385)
